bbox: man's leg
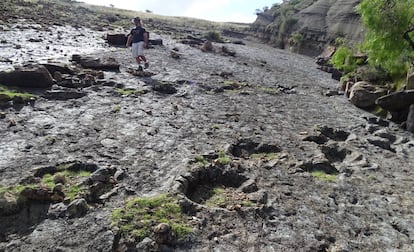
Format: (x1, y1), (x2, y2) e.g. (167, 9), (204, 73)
(135, 57), (143, 71)
(140, 55), (149, 68)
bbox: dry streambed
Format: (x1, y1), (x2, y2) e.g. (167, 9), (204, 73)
(0, 19), (414, 251)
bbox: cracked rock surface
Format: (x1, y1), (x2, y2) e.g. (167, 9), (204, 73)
(1, 15), (414, 252)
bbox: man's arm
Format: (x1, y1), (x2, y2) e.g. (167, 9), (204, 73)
(126, 34), (132, 47)
(144, 32), (149, 48)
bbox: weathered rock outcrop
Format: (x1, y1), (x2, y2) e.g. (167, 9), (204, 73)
(348, 81), (387, 108)
(407, 68), (414, 90)
(376, 90), (414, 112)
(0, 64), (54, 88)
(251, 0), (364, 56)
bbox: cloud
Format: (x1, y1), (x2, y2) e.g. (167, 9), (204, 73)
(80, 0), (273, 23)
(183, 0), (232, 21)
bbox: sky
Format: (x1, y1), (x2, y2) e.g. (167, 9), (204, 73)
(79, 0), (281, 23)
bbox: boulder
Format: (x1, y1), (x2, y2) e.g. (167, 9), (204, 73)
(239, 179), (258, 193)
(376, 90), (414, 112)
(367, 136), (394, 152)
(316, 45), (336, 66)
(41, 63), (75, 75)
(407, 68), (414, 90)
(43, 89), (87, 100)
(388, 109), (409, 124)
(349, 81), (387, 108)
(89, 167), (112, 183)
(0, 191), (21, 215)
(331, 69), (343, 81)
(180, 35), (204, 46)
(247, 189), (268, 204)
(200, 40), (213, 52)
(136, 237), (155, 251)
(151, 82), (177, 94)
(66, 198), (89, 218)
(220, 46), (236, 57)
(355, 65), (389, 83)
(0, 93), (12, 103)
(20, 187), (52, 202)
(0, 64), (54, 88)
(47, 202), (67, 219)
(106, 33), (127, 46)
(153, 223), (172, 245)
(149, 39), (163, 46)
(407, 104), (414, 133)
(71, 55), (120, 71)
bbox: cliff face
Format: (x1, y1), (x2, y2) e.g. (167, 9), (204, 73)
(251, 0), (364, 56)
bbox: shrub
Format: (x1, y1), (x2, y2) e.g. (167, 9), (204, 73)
(204, 31), (223, 43)
(330, 46), (357, 74)
(357, 0), (414, 79)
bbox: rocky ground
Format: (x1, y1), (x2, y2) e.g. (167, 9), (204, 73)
(1, 7), (414, 252)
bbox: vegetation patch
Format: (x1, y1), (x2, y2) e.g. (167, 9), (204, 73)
(184, 159), (251, 210)
(0, 85), (37, 101)
(211, 124), (220, 130)
(115, 88), (146, 96)
(0, 184), (33, 196)
(201, 186), (254, 209)
(330, 46), (358, 74)
(204, 31), (224, 43)
(311, 170), (337, 182)
(110, 194), (192, 243)
(112, 104), (121, 113)
(357, 0), (414, 79)
(194, 155), (209, 167)
(40, 170), (91, 200)
(261, 87), (280, 95)
(191, 150), (232, 167)
(216, 150), (232, 165)
(0, 168), (92, 205)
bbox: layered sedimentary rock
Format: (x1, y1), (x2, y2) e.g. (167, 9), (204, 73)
(251, 0), (364, 56)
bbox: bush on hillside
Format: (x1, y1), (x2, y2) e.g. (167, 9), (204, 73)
(357, 0), (414, 79)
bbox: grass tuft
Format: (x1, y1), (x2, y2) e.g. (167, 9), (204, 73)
(311, 170), (337, 182)
(217, 150), (231, 165)
(111, 194), (192, 243)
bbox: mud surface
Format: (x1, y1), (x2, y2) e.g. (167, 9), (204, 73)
(1, 16), (414, 252)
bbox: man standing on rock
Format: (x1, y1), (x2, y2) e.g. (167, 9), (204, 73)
(126, 17), (149, 71)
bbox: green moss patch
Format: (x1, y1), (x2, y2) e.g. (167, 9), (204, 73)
(311, 170), (337, 182)
(0, 84), (37, 101)
(194, 155), (209, 167)
(0, 184), (33, 196)
(0, 169), (91, 204)
(115, 88), (146, 96)
(40, 170), (91, 200)
(111, 194), (192, 243)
